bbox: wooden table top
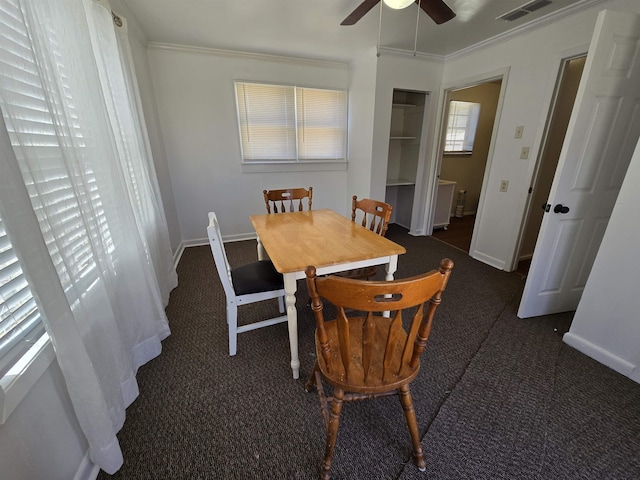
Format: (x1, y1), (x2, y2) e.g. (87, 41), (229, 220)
(250, 209), (406, 274)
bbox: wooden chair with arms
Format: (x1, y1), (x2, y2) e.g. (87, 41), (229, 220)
(338, 195), (393, 280)
(207, 212), (286, 356)
(304, 258), (454, 480)
(263, 187), (313, 213)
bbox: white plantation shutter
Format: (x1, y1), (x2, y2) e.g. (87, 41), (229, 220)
(0, 215), (45, 377)
(235, 82), (347, 163)
(0, 0), (108, 301)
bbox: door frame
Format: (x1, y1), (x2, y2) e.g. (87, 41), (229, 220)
(423, 67), (510, 244)
(509, 44), (589, 272)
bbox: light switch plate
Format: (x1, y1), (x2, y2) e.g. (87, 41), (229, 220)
(515, 126), (524, 139)
(520, 146), (530, 159)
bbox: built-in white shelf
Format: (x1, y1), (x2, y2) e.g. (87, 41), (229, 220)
(386, 89), (428, 230)
(392, 103), (417, 109)
(386, 178), (415, 187)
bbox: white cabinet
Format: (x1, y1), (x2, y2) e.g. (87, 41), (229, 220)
(385, 89), (428, 230)
(433, 180), (456, 230)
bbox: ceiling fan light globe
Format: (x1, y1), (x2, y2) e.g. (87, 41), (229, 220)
(383, 0), (415, 10)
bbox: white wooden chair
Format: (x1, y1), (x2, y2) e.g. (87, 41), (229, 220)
(207, 212), (286, 356)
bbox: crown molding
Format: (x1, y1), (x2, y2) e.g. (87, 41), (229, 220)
(147, 42), (348, 69)
(445, 0), (609, 62)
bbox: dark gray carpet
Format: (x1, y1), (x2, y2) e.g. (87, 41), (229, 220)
(98, 224), (640, 479)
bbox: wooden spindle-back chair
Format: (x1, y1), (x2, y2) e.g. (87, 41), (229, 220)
(263, 187), (313, 213)
(339, 196), (393, 280)
(305, 258), (454, 480)
(351, 195), (392, 236)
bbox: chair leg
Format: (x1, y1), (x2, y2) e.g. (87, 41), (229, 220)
(304, 362), (320, 392)
(398, 384), (426, 471)
(321, 387), (344, 480)
(278, 295), (285, 313)
(227, 302), (238, 356)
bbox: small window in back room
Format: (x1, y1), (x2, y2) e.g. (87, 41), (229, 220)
(444, 101), (481, 154)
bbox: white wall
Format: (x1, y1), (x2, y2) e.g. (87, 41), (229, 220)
(564, 136), (640, 383)
(146, 46), (351, 242)
(346, 49), (379, 213)
(0, 359), (93, 480)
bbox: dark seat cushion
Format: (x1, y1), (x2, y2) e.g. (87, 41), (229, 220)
(231, 260), (284, 296)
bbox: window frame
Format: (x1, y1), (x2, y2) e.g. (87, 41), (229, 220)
(234, 81), (348, 170)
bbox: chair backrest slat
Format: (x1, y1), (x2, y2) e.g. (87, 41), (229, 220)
(383, 310), (404, 382)
(362, 312), (375, 383)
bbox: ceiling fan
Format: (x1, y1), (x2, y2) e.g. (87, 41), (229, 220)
(341, 0), (456, 26)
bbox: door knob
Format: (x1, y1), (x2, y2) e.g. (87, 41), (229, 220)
(553, 204), (570, 214)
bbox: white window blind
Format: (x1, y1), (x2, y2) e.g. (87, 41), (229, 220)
(235, 82), (347, 163)
(0, 214), (45, 378)
(444, 101), (481, 153)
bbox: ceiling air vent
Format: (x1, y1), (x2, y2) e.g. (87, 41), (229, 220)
(497, 0), (552, 22)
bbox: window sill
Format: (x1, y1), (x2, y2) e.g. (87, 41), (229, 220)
(0, 334), (54, 424)
(242, 161), (347, 174)
(443, 151), (473, 156)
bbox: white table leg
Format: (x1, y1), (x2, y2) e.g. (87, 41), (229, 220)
(256, 234), (266, 261)
(383, 255), (399, 318)
(385, 255), (398, 281)
(283, 273), (300, 379)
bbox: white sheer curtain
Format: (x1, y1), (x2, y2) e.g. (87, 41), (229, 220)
(0, 0), (176, 473)
(86, 1), (177, 304)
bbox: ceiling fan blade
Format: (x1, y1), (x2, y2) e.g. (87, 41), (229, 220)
(341, 0), (381, 25)
(417, 0), (456, 25)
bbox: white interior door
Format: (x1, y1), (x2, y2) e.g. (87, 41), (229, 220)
(518, 9), (640, 318)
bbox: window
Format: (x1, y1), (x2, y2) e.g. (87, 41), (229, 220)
(0, 214), (46, 379)
(444, 101), (481, 153)
(235, 82), (347, 164)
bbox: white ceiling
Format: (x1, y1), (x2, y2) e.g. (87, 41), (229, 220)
(119, 0), (604, 60)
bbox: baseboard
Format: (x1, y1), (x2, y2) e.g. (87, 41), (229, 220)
(470, 249), (506, 270)
(175, 233), (259, 267)
(563, 332), (638, 384)
(73, 451), (100, 480)
(172, 242), (185, 271)
(518, 253), (533, 261)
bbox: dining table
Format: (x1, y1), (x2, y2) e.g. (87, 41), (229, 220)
(249, 208), (406, 379)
